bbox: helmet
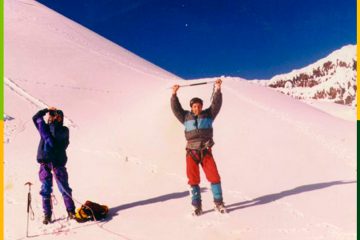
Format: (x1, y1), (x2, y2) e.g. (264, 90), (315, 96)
(190, 97), (203, 107)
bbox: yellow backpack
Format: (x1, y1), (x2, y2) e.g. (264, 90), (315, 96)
(75, 200), (109, 223)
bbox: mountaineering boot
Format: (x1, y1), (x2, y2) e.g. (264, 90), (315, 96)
(42, 214), (52, 225)
(214, 201), (227, 214)
(67, 210), (76, 220)
(192, 204), (203, 216)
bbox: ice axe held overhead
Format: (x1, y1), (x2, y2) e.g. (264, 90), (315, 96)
(171, 78), (223, 102)
(168, 78), (223, 89)
(176, 80), (217, 88)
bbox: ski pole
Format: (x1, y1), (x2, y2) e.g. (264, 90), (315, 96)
(25, 182), (34, 238)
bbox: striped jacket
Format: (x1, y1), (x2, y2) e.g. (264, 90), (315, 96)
(171, 90), (222, 150)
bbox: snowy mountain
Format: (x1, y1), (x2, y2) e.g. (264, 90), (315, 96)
(254, 45), (357, 106)
(4, 0), (356, 240)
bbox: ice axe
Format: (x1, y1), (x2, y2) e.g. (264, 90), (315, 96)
(25, 182), (35, 238)
(167, 80), (218, 89)
(177, 80), (217, 88)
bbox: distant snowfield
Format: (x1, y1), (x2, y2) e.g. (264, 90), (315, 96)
(4, 0), (356, 240)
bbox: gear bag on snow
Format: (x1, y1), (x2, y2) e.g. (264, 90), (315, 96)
(75, 200), (109, 222)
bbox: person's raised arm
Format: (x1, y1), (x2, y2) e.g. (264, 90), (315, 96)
(32, 108), (48, 129)
(33, 108), (55, 148)
(171, 84), (186, 123)
(210, 79), (223, 119)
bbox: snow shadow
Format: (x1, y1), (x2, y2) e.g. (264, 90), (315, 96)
(225, 180), (356, 213)
(106, 188), (208, 220)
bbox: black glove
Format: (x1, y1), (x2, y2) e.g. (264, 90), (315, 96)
(38, 108), (49, 117)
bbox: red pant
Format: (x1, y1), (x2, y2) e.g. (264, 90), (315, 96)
(186, 149), (221, 185)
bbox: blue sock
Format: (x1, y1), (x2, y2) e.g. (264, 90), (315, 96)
(211, 183), (223, 203)
(190, 185), (201, 206)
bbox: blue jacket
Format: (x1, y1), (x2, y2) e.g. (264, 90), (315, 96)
(171, 90), (222, 149)
(32, 109), (69, 166)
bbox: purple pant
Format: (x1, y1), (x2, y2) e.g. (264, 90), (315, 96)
(39, 163), (75, 215)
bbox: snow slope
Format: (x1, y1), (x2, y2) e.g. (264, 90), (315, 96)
(4, 0), (356, 240)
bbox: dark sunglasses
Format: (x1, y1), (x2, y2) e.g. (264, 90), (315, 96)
(49, 110), (62, 117)
(49, 110), (56, 116)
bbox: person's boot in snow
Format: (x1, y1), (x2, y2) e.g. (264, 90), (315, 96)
(192, 204), (203, 216)
(214, 201), (227, 214)
(67, 210), (76, 220)
(43, 214), (52, 224)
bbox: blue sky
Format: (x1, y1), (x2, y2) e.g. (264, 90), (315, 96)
(38, 0), (356, 80)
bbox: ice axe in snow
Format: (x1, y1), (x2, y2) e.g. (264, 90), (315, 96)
(25, 182), (35, 238)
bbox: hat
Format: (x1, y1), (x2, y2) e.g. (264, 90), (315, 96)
(49, 109), (64, 125)
(190, 97), (203, 107)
